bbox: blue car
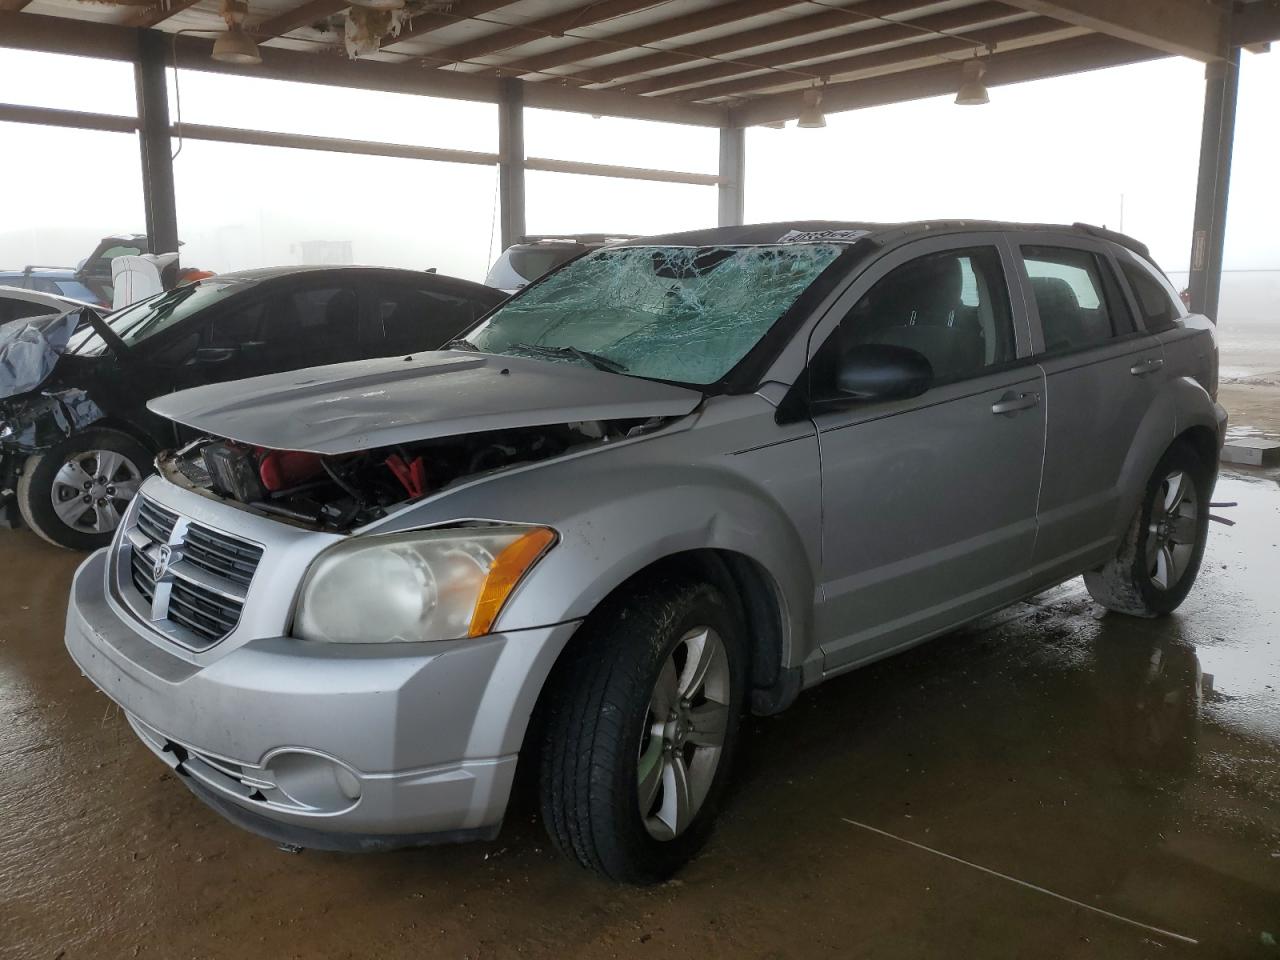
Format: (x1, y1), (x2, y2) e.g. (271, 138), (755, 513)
(0, 266), (104, 306)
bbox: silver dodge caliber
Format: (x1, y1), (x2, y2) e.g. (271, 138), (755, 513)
(65, 221), (1226, 883)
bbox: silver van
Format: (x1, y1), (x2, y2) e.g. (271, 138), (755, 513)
(65, 221), (1225, 883)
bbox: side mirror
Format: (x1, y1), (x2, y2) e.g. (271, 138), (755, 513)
(192, 346), (238, 365)
(835, 343), (932, 402)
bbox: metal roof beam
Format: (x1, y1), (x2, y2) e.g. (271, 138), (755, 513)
(255, 0), (351, 39)
(475, 0), (799, 78)
(1000, 0), (1230, 60)
(381, 1), (522, 48)
(388, 0), (667, 63)
(566, 0), (945, 86)
(0, 12), (726, 125)
(1232, 0), (1280, 47)
(731, 32), (1160, 125)
(620, 1), (1026, 96)
(671, 17), (1072, 102)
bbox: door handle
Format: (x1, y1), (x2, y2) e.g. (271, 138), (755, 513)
(991, 391), (1040, 416)
(1130, 357), (1164, 376)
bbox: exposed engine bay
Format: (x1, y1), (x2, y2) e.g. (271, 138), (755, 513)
(158, 418), (660, 531)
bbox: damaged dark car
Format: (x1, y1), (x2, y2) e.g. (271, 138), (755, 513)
(0, 265), (505, 549)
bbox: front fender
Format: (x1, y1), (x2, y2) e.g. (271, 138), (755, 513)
(502, 462), (816, 667)
(371, 418), (822, 673)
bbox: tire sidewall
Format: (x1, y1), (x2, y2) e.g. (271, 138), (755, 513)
(602, 582), (749, 881)
(1129, 445), (1212, 614)
(17, 428), (153, 551)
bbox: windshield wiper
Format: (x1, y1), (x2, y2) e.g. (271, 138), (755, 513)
(444, 337), (479, 351)
(510, 342), (628, 374)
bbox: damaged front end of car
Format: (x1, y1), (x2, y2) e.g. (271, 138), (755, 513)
(0, 387), (108, 524)
(158, 417), (665, 532)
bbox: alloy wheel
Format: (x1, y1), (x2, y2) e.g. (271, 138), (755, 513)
(49, 449), (142, 534)
(1147, 469), (1199, 591)
(637, 626), (731, 841)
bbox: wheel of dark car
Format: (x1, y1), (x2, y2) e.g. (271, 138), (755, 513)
(538, 578), (748, 884)
(16, 427), (152, 551)
(1084, 443), (1213, 617)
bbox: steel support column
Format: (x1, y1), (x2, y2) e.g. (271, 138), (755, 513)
(498, 78), (526, 250)
(134, 29), (179, 257)
(1187, 48), (1240, 320)
(717, 125), (745, 227)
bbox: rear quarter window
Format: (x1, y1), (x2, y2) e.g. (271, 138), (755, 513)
(1120, 260), (1181, 333)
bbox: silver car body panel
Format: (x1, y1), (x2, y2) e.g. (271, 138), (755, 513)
(66, 222), (1224, 846)
(148, 351), (703, 454)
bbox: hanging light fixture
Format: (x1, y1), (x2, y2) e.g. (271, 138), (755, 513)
(212, 0), (261, 65)
(955, 58), (989, 105)
(797, 86), (826, 128)
(212, 25), (261, 64)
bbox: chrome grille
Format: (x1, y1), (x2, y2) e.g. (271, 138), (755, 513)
(136, 498), (178, 544)
(182, 524), (262, 588)
(121, 496), (263, 650)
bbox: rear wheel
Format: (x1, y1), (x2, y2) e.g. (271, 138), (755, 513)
(539, 578), (748, 884)
(17, 428), (151, 550)
(1084, 443), (1212, 617)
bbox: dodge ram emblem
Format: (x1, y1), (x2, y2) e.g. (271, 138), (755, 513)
(153, 544), (173, 582)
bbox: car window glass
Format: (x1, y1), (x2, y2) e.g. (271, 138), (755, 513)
(3, 298), (57, 323)
(30, 278), (61, 295)
(262, 286), (360, 361)
(66, 280), (247, 356)
(55, 280), (99, 303)
(378, 285), (481, 356)
(814, 246), (1016, 396)
(101, 245), (143, 260)
(1121, 260), (1180, 333)
(209, 299), (266, 347)
(469, 244), (844, 385)
(1022, 246), (1118, 352)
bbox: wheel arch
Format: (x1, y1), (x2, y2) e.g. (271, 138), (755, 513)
(1110, 377), (1220, 543)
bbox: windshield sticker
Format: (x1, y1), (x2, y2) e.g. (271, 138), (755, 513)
(778, 228), (870, 244)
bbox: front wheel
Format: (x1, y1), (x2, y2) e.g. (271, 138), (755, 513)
(16, 428), (152, 550)
(538, 579), (748, 884)
(1084, 443), (1212, 617)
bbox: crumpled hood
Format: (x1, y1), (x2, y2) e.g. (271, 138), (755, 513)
(0, 310), (80, 401)
(149, 351), (704, 454)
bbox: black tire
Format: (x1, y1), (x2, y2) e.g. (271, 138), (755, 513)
(538, 578), (748, 884)
(16, 428), (153, 551)
(1084, 443), (1212, 617)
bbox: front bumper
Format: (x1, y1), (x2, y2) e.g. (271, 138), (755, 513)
(65, 549), (579, 847)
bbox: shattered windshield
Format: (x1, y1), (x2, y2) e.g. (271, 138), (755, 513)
(66, 279), (246, 356)
(465, 244), (844, 385)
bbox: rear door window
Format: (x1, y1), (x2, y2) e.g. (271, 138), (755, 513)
(263, 285), (361, 367)
(376, 284), (485, 356)
(1022, 246), (1127, 353)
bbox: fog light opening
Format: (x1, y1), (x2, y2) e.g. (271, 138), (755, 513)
(264, 751), (362, 811)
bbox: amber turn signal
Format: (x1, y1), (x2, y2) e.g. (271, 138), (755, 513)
(468, 527), (557, 637)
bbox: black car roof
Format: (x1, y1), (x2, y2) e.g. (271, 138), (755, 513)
(209, 265), (505, 298)
(623, 220), (1152, 260)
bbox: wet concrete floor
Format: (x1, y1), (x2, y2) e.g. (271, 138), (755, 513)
(2, 470), (1278, 959)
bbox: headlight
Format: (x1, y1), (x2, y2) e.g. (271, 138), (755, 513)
(293, 525), (556, 644)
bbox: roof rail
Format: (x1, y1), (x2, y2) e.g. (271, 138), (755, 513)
(1071, 223), (1152, 261)
(518, 234), (638, 244)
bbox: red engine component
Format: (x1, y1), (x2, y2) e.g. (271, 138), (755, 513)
(385, 454), (428, 498)
(258, 449), (325, 492)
